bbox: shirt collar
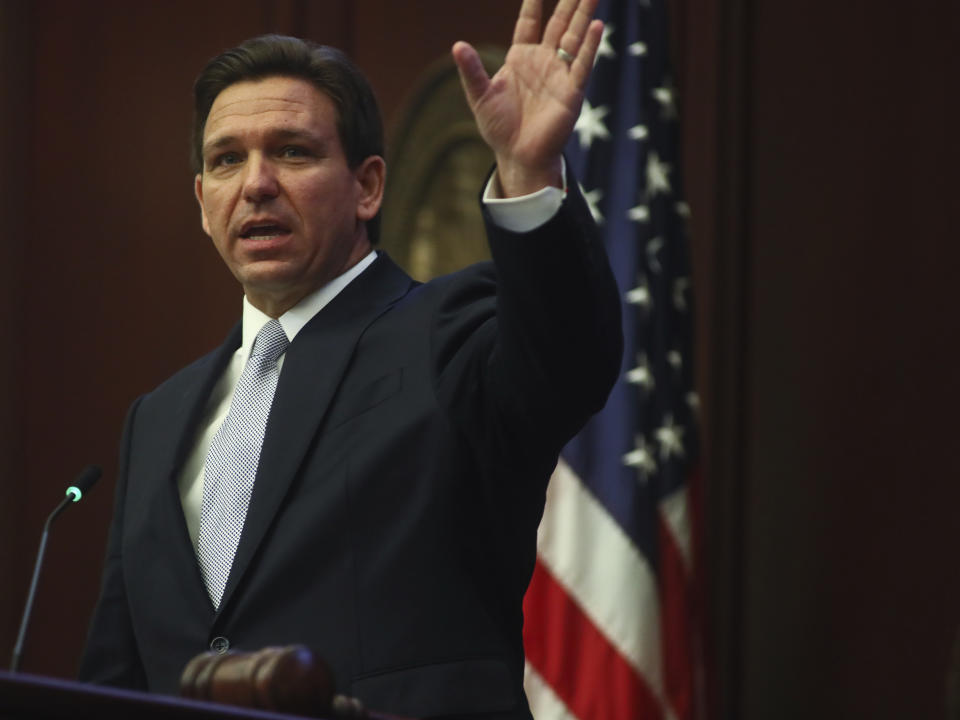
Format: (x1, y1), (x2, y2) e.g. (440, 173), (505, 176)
(240, 250), (378, 354)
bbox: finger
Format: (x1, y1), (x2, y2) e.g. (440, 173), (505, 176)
(542, 0), (579, 48)
(451, 41), (490, 108)
(570, 19), (603, 89)
(512, 0), (542, 45)
(558, 0), (599, 55)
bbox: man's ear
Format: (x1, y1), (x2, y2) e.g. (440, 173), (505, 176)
(354, 156), (386, 222)
(194, 174), (211, 237)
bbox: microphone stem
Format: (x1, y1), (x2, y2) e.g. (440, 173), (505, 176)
(9, 495), (72, 672)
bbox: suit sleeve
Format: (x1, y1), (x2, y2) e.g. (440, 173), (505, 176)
(77, 397), (147, 689)
(434, 171), (623, 468)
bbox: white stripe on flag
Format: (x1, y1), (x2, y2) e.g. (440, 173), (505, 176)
(537, 458), (664, 696)
(524, 661), (578, 720)
(659, 486), (693, 575)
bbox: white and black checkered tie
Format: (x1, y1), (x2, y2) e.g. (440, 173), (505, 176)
(197, 319), (289, 609)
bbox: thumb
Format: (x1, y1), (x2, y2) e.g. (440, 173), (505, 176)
(451, 41), (489, 108)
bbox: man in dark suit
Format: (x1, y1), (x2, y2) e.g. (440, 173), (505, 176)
(80, 0), (622, 717)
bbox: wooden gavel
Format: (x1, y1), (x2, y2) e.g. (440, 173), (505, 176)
(180, 645), (370, 719)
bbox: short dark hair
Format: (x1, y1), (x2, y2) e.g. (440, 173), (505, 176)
(192, 35), (384, 243)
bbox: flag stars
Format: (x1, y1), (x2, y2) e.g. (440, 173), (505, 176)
(628, 203), (650, 223)
(564, 13), (698, 496)
(676, 201), (692, 234)
(574, 99), (611, 149)
(625, 353), (655, 391)
(580, 184), (604, 224)
(623, 434), (657, 481)
(596, 24), (616, 63)
(646, 236), (664, 274)
(655, 414), (686, 460)
(652, 78), (678, 120)
(625, 274), (651, 309)
(667, 350), (683, 371)
(673, 278), (690, 311)
(646, 152), (672, 197)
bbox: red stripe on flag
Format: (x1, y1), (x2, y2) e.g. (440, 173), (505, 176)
(658, 507), (695, 720)
(524, 560), (663, 720)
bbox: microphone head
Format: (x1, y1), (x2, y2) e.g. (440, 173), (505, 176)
(65, 464), (102, 503)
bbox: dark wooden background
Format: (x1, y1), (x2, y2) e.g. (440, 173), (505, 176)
(1, 1), (957, 718)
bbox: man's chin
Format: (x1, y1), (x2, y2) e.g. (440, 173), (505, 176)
(236, 265), (322, 314)
(235, 260), (302, 290)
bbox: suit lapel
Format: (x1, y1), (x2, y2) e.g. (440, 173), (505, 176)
(169, 324), (243, 478)
(150, 323), (242, 613)
(217, 254), (414, 612)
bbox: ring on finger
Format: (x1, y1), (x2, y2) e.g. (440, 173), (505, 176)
(556, 47), (575, 64)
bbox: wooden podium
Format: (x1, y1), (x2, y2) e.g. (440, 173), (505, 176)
(0, 670), (331, 720)
(0, 669), (413, 720)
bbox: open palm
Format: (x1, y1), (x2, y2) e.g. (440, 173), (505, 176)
(453, 0), (603, 196)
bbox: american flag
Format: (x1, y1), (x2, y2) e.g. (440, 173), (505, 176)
(522, 0), (707, 718)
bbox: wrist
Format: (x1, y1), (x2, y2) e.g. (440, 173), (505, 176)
(493, 155), (563, 198)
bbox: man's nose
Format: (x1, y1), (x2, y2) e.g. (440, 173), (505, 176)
(242, 155), (280, 202)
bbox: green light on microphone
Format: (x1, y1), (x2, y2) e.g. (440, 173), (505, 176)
(65, 486), (82, 503)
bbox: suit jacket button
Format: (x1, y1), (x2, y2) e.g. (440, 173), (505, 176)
(210, 636), (230, 654)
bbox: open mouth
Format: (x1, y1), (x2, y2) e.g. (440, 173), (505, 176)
(241, 223), (290, 239)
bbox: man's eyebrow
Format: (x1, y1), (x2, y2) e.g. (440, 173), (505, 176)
(202, 135), (238, 157)
(202, 129), (326, 157)
(271, 128), (325, 144)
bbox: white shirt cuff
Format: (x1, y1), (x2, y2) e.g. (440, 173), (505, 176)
(481, 157), (568, 233)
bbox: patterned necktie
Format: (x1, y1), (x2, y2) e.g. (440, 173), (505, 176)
(197, 319), (289, 609)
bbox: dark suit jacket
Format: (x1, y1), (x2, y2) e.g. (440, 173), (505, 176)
(79, 182), (622, 719)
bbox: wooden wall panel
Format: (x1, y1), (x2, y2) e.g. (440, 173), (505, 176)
(338, 0), (522, 134)
(0, 0), (33, 670)
(675, 0), (960, 716)
(740, 1), (960, 718)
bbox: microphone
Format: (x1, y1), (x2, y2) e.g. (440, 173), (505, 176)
(9, 464), (102, 672)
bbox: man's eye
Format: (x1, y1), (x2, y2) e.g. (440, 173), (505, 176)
(280, 146), (309, 159)
(212, 152), (241, 167)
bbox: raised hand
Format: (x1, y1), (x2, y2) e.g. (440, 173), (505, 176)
(452, 0), (603, 197)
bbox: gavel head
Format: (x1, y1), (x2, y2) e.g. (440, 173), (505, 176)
(180, 644), (336, 715)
